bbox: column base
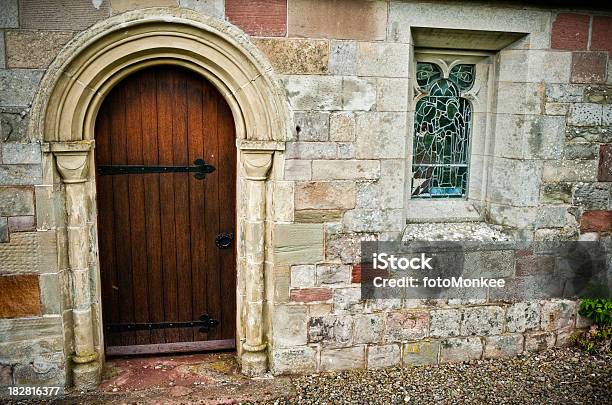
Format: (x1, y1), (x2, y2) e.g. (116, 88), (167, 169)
(72, 361), (100, 391)
(241, 350), (267, 376)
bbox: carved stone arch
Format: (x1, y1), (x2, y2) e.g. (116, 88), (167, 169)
(29, 8), (289, 389)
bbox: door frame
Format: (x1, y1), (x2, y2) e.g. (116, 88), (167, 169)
(30, 8), (290, 390)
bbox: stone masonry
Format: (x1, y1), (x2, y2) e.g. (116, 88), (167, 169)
(0, 0), (610, 387)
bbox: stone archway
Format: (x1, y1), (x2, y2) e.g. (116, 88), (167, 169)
(29, 8), (290, 390)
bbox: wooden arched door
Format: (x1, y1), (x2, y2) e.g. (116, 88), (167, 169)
(95, 65), (237, 355)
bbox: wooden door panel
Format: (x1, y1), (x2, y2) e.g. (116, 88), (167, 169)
(96, 66), (237, 353)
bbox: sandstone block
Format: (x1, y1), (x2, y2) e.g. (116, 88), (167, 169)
(312, 160), (379, 180)
(355, 112), (407, 159)
(295, 181), (356, 211)
(20, 0), (110, 30)
(295, 209), (343, 223)
(524, 331), (555, 352)
(461, 306), (504, 336)
(568, 103), (603, 126)
(377, 78), (409, 112)
(403, 340), (440, 366)
(325, 232), (377, 263)
(498, 50), (571, 83)
(8, 216), (36, 233)
(270, 346), (317, 375)
(329, 40), (357, 75)
(320, 346), (365, 372)
(285, 142), (337, 160)
(274, 223), (324, 265)
(564, 143), (599, 160)
(357, 42), (410, 78)
(581, 210), (612, 232)
(0, 364), (12, 384)
(111, 0), (176, 13)
(599, 144), (612, 182)
(284, 160), (311, 181)
(290, 288), (332, 303)
(430, 309), (461, 338)
(0, 32), (5, 69)
(0, 106), (30, 142)
(0, 187), (35, 216)
(272, 305), (308, 347)
(0, 274), (41, 318)
(353, 314), (384, 344)
(342, 77), (376, 111)
(515, 253), (555, 276)
(367, 344), (400, 369)
(290, 265), (315, 289)
(591, 16), (612, 53)
(543, 160), (598, 182)
(253, 38), (328, 75)
(329, 112), (355, 142)
(12, 352), (65, 386)
(541, 300), (577, 331)
(343, 209), (403, 232)
(0, 70), (44, 107)
(484, 334), (524, 359)
(463, 250), (515, 278)
(0, 316), (62, 342)
(333, 287), (363, 313)
(284, 75), (342, 110)
(293, 112), (329, 142)
(308, 315), (352, 346)
(39, 272), (61, 315)
(496, 82), (543, 115)
(571, 52), (607, 84)
(385, 311), (429, 342)
(0, 0), (18, 28)
(2, 143), (41, 164)
(0, 217), (7, 243)
(337, 142), (355, 159)
(545, 83), (584, 103)
(316, 264), (350, 285)
(440, 337), (483, 363)
(555, 329), (573, 347)
(551, 13), (589, 50)
(573, 182), (610, 210)
(178, 0), (223, 18)
(6, 30), (74, 69)
(288, 0), (387, 40)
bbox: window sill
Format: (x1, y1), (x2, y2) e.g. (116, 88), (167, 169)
(405, 199), (483, 223)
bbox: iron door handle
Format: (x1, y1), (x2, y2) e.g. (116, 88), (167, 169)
(215, 232), (234, 249)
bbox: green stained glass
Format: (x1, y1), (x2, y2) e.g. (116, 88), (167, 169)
(412, 62), (475, 199)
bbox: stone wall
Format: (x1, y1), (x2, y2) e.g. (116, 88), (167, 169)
(0, 0), (610, 386)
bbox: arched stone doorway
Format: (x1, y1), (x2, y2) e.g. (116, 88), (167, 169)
(28, 8), (290, 390)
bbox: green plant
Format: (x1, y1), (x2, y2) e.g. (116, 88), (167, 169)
(578, 298), (612, 325)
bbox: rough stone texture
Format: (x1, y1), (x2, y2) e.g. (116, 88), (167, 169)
(0, 164), (42, 186)
(542, 160), (598, 182)
(288, 0), (387, 40)
(290, 265), (315, 289)
(178, 0), (224, 19)
(461, 307), (504, 336)
(599, 144), (612, 182)
(343, 209), (403, 232)
(284, 160), (311, 181)
(385, 311), (429, 342)
(429, 309), (461, 338)
(0, 106), (30, 142)
(402, 340), (439, 366)
(573, 182), (610, 210)
(355, 112), (407, 159)
(315, 264), (350, 286)
(272, 305), (308, 348)
(253, 39), (328, 75)
(295, 181), (355, 210)
(325, 232), (377, 263)
(0, 69), (44, 107)
(329, 112), (355, 142)
(0, 364), (12, 384)
(0, 274), (41, 318)
(312, 160), (379, 180)
(524, 331), (556, 352)
(285, 142), (337, 160)
(440, 337), (483, 363)
(6, 30), (74, 69)
(274, 223), (324, 265)
(20, 0), (110, 30)
(571, 52), (608, 84)
(0, 217), (7, 243)
(284, 76), (343, 111)
(293, 112), (329, 141)
(377, 78), (409, 112)
(357, 42), (410, 78)
(329, 41), (357, 75)
(353, 314), (383, 344)
(551, 13), (590, 51)
(308, 315), (352, 346)
(333, 287), (362, 313)
(290, 288), (332, 303)
(0, 232), (57, 274)
(111, 0), (177, 13)
(270, 346), (317, 375)
(0, 187), (35, 216)
(367, 344), (400, 369)
(0, 32), (5, 69)
(320, 346), (365, 372)
(226, 0), (286, 36)
(1, 143), (41, 164)
(8, 216), (36, 233)
(0, 0), (18, 28)
(484, 334), (524, 359)
(295, 210), (342, 223)
(580, 210), (612, 232)
(591, 15), (612, 53)
(342, 77), (376, 111)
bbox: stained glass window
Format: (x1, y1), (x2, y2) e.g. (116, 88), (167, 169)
(411, 62), (475, 198)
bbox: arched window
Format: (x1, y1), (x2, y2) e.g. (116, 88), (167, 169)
(411, 62), (475, 198)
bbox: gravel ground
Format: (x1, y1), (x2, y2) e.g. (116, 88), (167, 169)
(258, 348), (611, 405)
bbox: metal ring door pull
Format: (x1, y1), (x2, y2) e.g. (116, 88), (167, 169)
(215, 232), (234, 249)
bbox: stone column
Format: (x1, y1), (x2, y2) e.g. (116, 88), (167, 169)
(51, 141), (100, 389)
(240, 149), (273, 376)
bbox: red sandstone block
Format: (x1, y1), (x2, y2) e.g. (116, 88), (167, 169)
(290, 287), (332, 302)
(580, 211), (612, 233)
(225, 0), (287, 37)
(0, 274), (41, 318)
(599, 144), (612, 182)
(591, 16), (612, 53)
(551, 13), (590, 51)
(351, 264), (361, 283)
(8, 215), (35, 232)
(571, 51), (607, 83)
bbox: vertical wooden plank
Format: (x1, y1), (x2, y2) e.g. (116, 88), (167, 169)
(109, 84), (135, 346)
(156, 67), (180, 343)
(140, 68), (165, 345)
(172, 69), (194, 342)
(94, 101), (120, 347)
(215, 90), (237, 341)
(186, 72), (207, 342)
(202, 80), (221, 341)
(125, 76), (150, 345)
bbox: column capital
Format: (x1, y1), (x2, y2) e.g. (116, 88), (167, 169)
(48, 141), (94, 184)
(241, 149), (273, 181)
